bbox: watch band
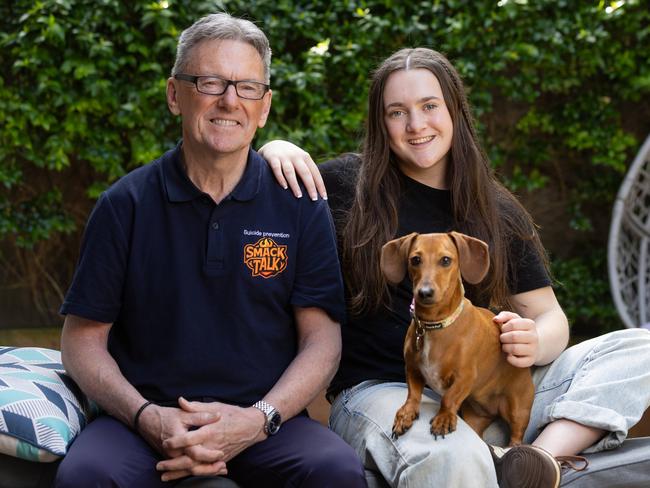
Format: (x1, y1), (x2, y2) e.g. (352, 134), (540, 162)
(252, 400), (281, 435)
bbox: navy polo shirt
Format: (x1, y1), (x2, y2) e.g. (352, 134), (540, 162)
(61, 144), (345, 406)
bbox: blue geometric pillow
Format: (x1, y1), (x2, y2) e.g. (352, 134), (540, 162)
(0, 346), (95, 462)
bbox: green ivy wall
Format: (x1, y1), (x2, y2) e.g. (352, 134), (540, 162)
(1, 0), (649, 334)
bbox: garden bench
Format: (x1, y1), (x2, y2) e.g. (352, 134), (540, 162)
(2, 375), (649, 488)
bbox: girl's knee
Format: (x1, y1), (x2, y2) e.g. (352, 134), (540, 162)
(600, 328), (650, 357)
(605, 327), (650, 343)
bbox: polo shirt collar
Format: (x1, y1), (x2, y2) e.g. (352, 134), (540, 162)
(231, 149), (263, 202)
(163, 143), (262, 203)
(163, 144), (202, 203)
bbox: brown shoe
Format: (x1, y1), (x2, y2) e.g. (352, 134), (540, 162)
(490, 444), (588, 488)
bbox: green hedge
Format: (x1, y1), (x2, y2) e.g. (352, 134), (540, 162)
(2, 0), (649, 332)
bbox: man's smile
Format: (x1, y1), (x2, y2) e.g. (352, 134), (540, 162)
(210, 118), (239, 126)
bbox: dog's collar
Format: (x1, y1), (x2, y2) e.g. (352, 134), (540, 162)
(411, 283), (466, 351)
(410, 297), (465, 331)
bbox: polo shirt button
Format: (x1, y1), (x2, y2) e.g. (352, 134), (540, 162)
(211, 222), (219, 230)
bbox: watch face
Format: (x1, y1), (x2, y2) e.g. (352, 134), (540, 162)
(267, 411), (281, 435)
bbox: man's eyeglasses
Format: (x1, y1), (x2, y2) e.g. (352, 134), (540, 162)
(174, 74), (270, 100)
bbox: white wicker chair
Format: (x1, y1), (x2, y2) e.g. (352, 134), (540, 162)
(608, 134), (650, 328)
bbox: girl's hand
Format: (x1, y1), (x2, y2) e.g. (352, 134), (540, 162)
(258, 140), (326, 201)
(494, 311), (539, 368)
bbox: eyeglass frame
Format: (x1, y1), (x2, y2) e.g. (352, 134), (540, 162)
(174, 73), (270, 100)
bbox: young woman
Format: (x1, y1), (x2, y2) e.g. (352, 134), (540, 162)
(259, 47), (650, 488)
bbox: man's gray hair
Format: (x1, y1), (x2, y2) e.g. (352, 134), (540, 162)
(171, 13), (272, 83)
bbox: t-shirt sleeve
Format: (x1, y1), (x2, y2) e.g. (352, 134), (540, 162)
(59, 192), (130, 323)
(318, 154), (359, 237)
(508, 233), (552, 295)
(290, 197), (346, 324)
(319, 154), (359, 209)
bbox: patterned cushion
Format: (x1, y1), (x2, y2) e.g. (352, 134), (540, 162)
(0, 346), (93, 461)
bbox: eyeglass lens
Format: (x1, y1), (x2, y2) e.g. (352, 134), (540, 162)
(197, 77), (266, 99)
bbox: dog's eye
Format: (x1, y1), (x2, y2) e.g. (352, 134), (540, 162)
(440, 256), (452, 267)
(410, 255), (421, 266)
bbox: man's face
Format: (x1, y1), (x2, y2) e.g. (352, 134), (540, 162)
(167, 39), (272, 162)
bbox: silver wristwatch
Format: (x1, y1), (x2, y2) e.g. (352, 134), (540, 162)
(252, 400), (282, 436)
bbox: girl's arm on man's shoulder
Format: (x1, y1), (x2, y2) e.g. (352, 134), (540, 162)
(258, 140), (326, 200)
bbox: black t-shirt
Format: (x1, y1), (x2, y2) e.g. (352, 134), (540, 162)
(320, 155), (551, 398)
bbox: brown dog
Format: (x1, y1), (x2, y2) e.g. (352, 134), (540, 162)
(381, 231), (534, 445)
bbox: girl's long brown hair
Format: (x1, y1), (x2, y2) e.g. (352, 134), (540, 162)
(342, 48), (547, 315)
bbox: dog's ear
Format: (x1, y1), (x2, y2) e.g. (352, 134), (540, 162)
(380, 233), (418, 284)
(448, 231), (490, 284)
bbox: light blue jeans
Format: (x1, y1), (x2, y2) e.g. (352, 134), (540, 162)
(329, 329), (650, 488)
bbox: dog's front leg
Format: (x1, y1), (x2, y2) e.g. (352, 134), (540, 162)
(430, 372), (475, 439)
(392, 362), (425, 439)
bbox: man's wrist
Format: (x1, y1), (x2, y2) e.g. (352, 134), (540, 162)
(248, 405), (267, 439)
(133, 400), (153, 432)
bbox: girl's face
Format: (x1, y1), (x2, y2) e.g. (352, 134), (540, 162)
(383, 68), (453, 188)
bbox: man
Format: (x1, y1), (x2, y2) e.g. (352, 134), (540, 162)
(56, 13), (367, 488)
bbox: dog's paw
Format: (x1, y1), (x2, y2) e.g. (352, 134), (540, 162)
(430, 411), (457, 438)
(392, 407), (419, 438)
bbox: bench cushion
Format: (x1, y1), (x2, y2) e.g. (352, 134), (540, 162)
(0, 347), (93, 461)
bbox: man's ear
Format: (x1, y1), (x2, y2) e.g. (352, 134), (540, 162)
(167, 78), (181, 115)
(257, 89), (272, 128)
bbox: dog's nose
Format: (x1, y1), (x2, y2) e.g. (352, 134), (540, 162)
(418, 286), (434, 300)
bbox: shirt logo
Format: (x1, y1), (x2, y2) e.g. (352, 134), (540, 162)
(244, 237), (288, 278)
